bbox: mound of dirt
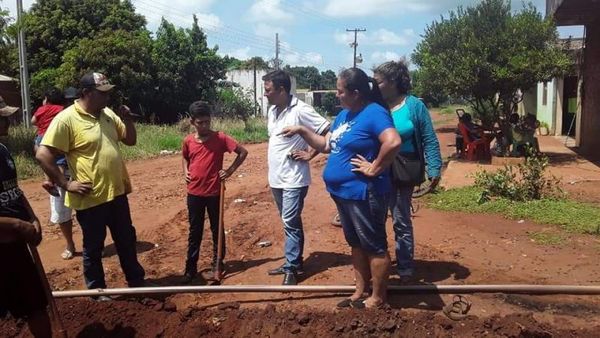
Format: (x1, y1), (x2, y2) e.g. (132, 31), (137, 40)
(1, 298), (597, 337)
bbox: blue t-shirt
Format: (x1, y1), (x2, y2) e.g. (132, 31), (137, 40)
(322, 103), (394, 200)
(391, 104), (416, 153)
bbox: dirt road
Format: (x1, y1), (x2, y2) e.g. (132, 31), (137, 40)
(3, 113), (600, 337)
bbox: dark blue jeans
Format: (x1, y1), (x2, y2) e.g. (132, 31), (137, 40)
(271, 187), (309, 272)
(389, 185), (415, 276)
(76, 195), (145, 289)
(185, 194), (225, 274)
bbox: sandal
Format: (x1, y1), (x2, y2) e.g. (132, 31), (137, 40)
(443, 295), (472, 321)
(336, 297), (364, 308)
(61, 248), (74, 260)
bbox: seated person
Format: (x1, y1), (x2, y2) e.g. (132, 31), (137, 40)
(511, 113), (540, 155)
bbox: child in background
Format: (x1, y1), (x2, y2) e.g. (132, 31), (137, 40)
(182, 101), (248, 283)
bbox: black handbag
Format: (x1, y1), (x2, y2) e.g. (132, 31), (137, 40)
(390, 102), (426, 187)
(391, 152), (425, 186)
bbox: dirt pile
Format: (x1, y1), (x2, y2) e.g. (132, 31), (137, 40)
(1, 298), (597, 337)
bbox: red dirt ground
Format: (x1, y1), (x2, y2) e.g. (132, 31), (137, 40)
(3, 112), (600, 337)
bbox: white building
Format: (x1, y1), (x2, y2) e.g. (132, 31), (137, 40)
(225, 70), (296, 117)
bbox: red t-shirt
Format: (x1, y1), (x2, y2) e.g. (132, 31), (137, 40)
(33, 104), (64, 135)
(182, 131), (238, 197)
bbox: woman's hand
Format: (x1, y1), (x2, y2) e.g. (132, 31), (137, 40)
(350, 154), (378, 177)
(278, 126), (304, 138)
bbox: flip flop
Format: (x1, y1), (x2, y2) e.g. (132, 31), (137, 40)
(61, 249), (74, 260)
(443, 295), (472, 321)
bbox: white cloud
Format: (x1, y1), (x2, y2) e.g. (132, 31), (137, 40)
(194, 13), (222, 30)
(334, 28), (413, 46)
(323, 0), (478, 18)
(248, 0), (293, 22)
(220, 47), (252, 60)
(370, 51), (401, 65)
(254, 23), (285, 38)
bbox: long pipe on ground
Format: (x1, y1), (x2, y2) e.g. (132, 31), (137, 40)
(52, 284), (600, 298)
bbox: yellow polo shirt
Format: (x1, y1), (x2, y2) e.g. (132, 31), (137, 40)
(41, 101), (132, 210)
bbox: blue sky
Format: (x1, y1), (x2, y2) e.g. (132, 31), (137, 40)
(3, 0), (585, 72)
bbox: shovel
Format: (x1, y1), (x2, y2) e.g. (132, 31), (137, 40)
(214, 180), (226, 281)
(28, 244), (68, 338)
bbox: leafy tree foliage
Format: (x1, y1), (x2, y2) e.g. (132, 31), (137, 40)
(412, 0), (570, 126)
(320, 70), (337, 90)
(151, 16), (225, 122)
(0, 1), (17, 77)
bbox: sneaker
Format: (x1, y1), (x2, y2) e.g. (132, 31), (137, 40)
(92, 295), (113, 302)
(268, 264), (304, 276)
(282, 272), (297, 285)
(182, 272), (195, 284)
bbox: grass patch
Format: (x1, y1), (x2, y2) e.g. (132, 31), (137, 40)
(3, 117), (268, 179)
(437, 104), (470, 116)
(427, 186), (600, 235)
(528, 231), (566, 245)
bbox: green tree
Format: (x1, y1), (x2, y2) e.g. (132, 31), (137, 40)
(55, 29), (155, 114)
(21, 0), (147, 99)
(412, 0), (570, 128)
(319, 92), (338, 115)
(0, 2), (17, 77)
(151, 16), (226, 122)
(284, 65), (322, 90)
(320, 70), (337, 90)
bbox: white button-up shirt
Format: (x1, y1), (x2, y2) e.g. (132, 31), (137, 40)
(267, 96), (330, 189)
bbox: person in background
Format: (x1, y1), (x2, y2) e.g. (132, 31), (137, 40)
(373, 60), (442, 280)
(31, 88), (76, 260)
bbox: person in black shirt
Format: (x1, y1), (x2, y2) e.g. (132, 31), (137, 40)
(0, 98), (52, 338)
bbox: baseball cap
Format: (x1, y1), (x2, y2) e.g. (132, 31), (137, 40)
(0, 96), (19, 117)
(79, 72), (115, 92)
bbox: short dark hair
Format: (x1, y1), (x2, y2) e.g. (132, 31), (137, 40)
(373, 60), (412, 95)
(45, 87), (64, 105)
(188, 101), (212, 119)
(262, 70), (291, 94)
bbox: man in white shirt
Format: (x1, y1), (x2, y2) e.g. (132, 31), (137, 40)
(263, 70), (330, 285)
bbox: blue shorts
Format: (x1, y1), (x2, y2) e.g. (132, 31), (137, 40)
(35, 134), (67, 166)
(331, 190), (389, 255)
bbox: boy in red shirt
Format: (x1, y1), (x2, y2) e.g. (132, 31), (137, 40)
(182, 101), (248, 283)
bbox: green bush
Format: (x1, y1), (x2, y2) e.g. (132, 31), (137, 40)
(473, 152), (562, 202)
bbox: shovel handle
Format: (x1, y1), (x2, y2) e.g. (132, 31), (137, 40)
(28, 244), (68, 338)
(215, 180), (226, 280)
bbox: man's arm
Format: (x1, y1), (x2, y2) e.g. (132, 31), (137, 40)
(220, 145), (248, 179)
(182, 157), (191, 183)
(36, 145), (92, 194)
(117, 105), (137, 146)
(0, 216), (39, 244)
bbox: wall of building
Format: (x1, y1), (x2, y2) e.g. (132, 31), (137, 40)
(580, 21), (600, 154)
(536, 78), (557, 132)
(225, 70), (297, 117)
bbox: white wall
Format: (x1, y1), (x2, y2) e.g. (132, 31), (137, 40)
(226, 70), (297, 117)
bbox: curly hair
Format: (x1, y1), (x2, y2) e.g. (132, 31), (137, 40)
(373, 60), (411, 95)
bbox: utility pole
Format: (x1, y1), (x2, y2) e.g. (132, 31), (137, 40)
(274, 33), (281, 70)
(346, 28), (366, 68)
(16, 0), (31, 127)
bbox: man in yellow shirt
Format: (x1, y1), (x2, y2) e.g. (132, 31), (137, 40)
(36, 72), (145, 291)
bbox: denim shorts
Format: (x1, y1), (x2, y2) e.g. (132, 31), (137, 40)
(331, 190), (389, 255)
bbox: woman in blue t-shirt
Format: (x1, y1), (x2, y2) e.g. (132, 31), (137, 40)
(279, 68), (401, 309)
(373, 60), (442, 280)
